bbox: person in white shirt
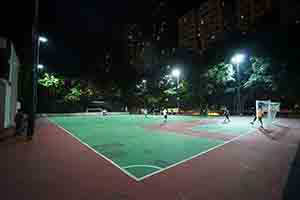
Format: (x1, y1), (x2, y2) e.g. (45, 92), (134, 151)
(163, 108), (168, 123)
(144, 108), (148, 118)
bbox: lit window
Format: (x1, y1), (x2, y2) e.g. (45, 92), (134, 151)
(157, 36), (160, 41)
(201, 20), (204, 24)
(296, 20), (300, 24)
(198, 33), (201, 37)
(183, 17), (187, 22)
(211, 35), (215, 39)
(241, 15), (244, 19)
(128, 35), (133, 39)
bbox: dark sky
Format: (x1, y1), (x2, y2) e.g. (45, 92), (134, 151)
(38, 0), (161, 76)
(0, 0), (34, 63)
(2, 0), (201, 77)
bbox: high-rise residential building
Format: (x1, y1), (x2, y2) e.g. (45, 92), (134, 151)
(279, 0), (300, 25)
(236, 0), (272, 32)
(178, 0), (277, 53)
(123, 24), (145, 71)
(178, 9), (198, 50)
(196, 0), (226, 51)
(150, 1), (177, 64)
(123, 1), (178, 74)
(178, 0), (226, 53)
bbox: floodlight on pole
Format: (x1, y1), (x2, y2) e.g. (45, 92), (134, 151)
(171, 68), (181, 113)
(172, 68), (180, 78)
(231, 53), (245, 64)
(231, 53), (245, 115)
(38, 36), (48, 43)
(37, 64), (44, 70)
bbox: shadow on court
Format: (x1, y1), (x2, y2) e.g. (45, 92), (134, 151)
(0, 128), (15, 143)
(282, 142), (300, 200)
(259, 126), (288, 141)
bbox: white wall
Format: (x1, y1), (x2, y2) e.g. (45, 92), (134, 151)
(0, 38), (20, 130)
(0, 79), (9, 128)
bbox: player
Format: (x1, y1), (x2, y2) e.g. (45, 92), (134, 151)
(223, 107), (230, 123)
(14, 107), (27, 137)
(163, 108), (168, 123)
(144, 108), (148, 118)
(250, 106), (264, 128)
(100, 109), (107, 119)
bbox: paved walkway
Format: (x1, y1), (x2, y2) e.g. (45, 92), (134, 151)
(1, 118), (300, 200)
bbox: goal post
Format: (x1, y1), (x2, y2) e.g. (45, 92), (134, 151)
(256, 100), (280, 123)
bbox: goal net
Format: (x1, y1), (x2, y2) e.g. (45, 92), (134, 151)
(256, 100), (280, 123)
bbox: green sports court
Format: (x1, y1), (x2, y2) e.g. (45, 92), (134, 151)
(49, 114), (259, 181)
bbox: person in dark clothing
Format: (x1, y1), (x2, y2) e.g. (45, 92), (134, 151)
(250, 107), (264, 128)
(14, 109), (27, 136)
(223, 107), (230, 123)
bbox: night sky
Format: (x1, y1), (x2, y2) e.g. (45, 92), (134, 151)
(38, 0), (202, 76)
(2, 0), (201, 77)
(38, 0), (157, 76)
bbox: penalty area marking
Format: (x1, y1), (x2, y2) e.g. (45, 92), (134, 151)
(136, 127), (256, 181)
(123, 165), (163, 170)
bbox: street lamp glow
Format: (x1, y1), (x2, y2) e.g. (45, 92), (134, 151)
(231, 53), (246, 115)
(142, 79), (147, 83)
(172, 69), (180, 78)
(38, 36), (48, 43)
(231, 54), (245, 64)
(37, 64), (44, 69)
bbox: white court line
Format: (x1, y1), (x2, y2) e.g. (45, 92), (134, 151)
(123, 165), (163, 170)
(136, 127), (256, 181)
(48, 118), (257, 182)
(48, 119), (140, 182)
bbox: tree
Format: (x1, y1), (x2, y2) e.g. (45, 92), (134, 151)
(38, 73), (65, 97)
(64, 84), (82, 103)
(244, 57), (274, 90)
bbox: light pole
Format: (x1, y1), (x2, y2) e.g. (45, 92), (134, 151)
(28, 0), (39, 140)
(231, 53), (245, 115)
(37, 64), (44, 70)
(37, 64), (44, 73)
(37, 37), (47, 74)
(38, 36), (48, 68)
(172, 69), (181, 113)
(142, 79), (147, 110)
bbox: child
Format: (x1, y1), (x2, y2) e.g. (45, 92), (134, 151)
(163, 108), (168, 123)
(223, 107), (230, 123)
(250, 106), (264, 128)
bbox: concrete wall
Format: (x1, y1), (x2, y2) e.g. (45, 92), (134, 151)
(0, 79), (6, 129)
(8, 43), (20, 124)
(0, 37), (20, 130)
